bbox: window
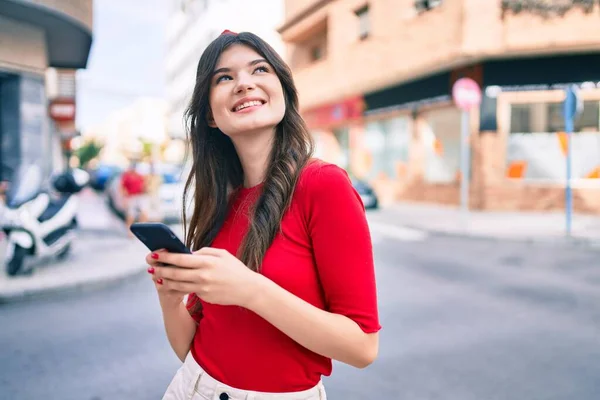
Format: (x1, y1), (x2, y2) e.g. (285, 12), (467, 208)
(507, 100), (600, 181)
(355, 5), (370, 40)
(509, 101), (600, 134)
(422, 107), (462, 183)
(290, 21), (328, 68)
(311, 46), (323, 61)
(364, 116), (411, 179)
(333, 127), (351, 170)
(415, 0), (442, 13)
(510, 104), (531, 133)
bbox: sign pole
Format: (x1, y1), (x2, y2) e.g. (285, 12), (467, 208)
(460, 110), (470, 219)
(452, 77), (481, 230)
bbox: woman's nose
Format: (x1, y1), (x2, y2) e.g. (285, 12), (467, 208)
(234, 74), (256, 93)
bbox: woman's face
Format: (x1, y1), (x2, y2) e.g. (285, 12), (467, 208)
(208, 44), (286, 138)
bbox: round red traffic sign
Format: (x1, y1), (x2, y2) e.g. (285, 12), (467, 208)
(452, 78), (482, 111)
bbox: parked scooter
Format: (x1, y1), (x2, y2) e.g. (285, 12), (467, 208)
(0, 165), (89, 276)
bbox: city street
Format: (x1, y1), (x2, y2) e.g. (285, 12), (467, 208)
(1, 227), (599, 399)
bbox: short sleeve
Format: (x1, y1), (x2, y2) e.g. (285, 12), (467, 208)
(186, 293), (203, 324)
(304, 164), (381, 333)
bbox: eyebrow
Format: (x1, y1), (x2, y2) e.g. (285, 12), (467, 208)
(212, 59), (268, 76)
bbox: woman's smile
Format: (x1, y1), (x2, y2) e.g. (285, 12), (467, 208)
(232, 97), (266, 113)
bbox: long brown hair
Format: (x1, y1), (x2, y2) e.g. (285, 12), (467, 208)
(182, 32), (314, 274)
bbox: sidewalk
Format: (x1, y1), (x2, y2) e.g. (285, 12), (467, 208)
(368, 202), (600, 247)
(0, 189), (150, 303)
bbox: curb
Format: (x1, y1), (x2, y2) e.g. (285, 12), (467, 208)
(0, 231), (150, 303)
(0, 262), (148, 304)
(399, 223), (600, 249)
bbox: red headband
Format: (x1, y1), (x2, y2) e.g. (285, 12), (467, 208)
(221, 29), (238, 36)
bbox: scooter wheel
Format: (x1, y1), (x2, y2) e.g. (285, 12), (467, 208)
(7, 246), (28, 276)
(56, 244), (72, 260)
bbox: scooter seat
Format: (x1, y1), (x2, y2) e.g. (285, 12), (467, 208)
(38, 195), (71, 223)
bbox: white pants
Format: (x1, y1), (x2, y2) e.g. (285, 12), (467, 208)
(162, 353), (327, 400)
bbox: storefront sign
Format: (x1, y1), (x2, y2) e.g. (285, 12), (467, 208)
(49, 98), (76, 122)
(452, 78), (481, 111)
(303, 96), (364, 128)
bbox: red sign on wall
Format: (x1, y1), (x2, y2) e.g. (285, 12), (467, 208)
(303, 96), (365, 129)
(49, 98), (76, 122)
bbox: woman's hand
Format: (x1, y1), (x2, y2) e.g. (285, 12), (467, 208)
(148, 247), (263, 308)
(146, 250), (187, 309)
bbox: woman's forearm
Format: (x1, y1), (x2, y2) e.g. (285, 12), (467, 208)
(160, 300), (197, 362)
(247, 276), (379, 368)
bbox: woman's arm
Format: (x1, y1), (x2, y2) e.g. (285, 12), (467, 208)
(159, 299), (197, 362)
(248, 163), (380, 368)
(248, 277), (379, 368)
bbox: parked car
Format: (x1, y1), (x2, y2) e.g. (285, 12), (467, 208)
(352, 179), (379, 210)
(106, 163), (187, 223)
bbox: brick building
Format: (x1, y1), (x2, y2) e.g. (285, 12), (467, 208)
(278, 0), (600, 213)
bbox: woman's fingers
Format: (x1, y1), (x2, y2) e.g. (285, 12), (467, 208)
(152, 251), (216, 269)
(194, 247), (227, 257)
(155, 277), (197, 293)
(145, 249), (168, 266)
(150, 274), (188, 295)
(153, 265), (199, 283)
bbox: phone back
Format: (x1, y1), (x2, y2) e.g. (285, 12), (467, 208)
(130, 222), (191, 254)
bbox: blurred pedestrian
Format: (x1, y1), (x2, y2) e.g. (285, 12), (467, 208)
(120, 160), (148, 236)
(146, 31), (380, 400)
(145, 161), (164, 222)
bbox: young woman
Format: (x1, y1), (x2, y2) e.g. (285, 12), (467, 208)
(146, 31), (380, 400)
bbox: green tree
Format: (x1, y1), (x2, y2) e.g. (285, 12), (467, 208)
(74, 140), (103, 169)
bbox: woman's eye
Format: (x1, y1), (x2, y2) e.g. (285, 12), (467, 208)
(216, 75), (232, 83)
(254, 66), (269, 73)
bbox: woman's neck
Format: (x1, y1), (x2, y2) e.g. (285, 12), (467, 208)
(231, 129), (274, 188)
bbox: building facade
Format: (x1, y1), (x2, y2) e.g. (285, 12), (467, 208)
(279, 0), (600, 213)
(165, 0), (286, 139)
(0, 0), (93, 180)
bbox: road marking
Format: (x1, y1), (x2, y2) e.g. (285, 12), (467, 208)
(369, 222), (428, 242)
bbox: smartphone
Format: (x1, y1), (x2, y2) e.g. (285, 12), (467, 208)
(130, 222), (192, 254)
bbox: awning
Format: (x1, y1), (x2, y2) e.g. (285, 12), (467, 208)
(0, 0), (93, 69)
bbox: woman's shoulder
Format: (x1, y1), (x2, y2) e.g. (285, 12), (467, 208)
(297, 158), (353, 196)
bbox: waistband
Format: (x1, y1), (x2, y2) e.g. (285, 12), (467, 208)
(182, 352), (326, 400)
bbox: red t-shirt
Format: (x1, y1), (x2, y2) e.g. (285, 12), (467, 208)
(121, 170), (145, 196)
(186, 160), (381, 392)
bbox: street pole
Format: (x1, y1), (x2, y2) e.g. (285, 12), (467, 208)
(452, 78), (481, 230)
(565, 108), (573, 238)
(563, 85), (580, 239)
(460, 110), (470, 223)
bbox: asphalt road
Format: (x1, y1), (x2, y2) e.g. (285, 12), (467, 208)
(1, 231), (599, 399)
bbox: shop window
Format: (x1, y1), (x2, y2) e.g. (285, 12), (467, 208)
(355, 5), (370, 40)
(509, 101), (600, 134)
(364, 116), (411, 179)
(507, 100), (600, 182)
(333, 127), (351, 171)
(415, 0), (442, 13)
(422, 108), (462, 183)
(510, 104), (531, 133)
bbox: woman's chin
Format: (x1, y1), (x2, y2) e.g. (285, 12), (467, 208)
(227, 122), (279, 137)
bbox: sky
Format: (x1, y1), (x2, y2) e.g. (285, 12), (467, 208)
(76, 0), (169, 131)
